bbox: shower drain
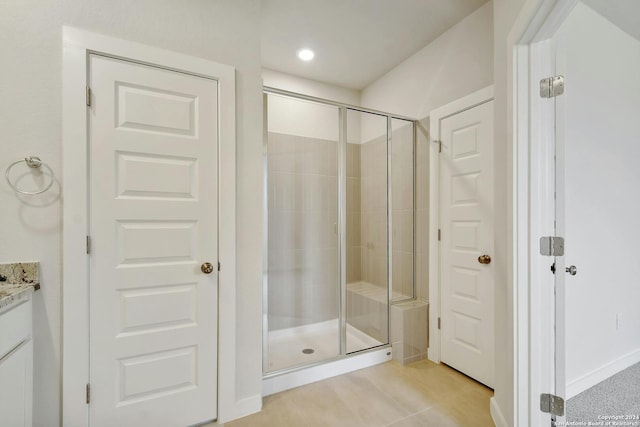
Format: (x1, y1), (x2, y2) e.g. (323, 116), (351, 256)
(302, 348), (315, 355)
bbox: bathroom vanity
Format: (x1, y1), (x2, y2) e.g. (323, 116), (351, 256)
(0, 263), (39, 427)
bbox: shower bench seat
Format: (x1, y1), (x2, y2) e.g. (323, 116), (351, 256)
(347, 281), (429, 364)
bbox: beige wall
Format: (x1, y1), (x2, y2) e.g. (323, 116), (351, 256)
(360, 2), (494, 120)
(267, 132), (339, 330)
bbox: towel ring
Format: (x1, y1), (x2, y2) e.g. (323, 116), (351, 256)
(5, 156), (55, 195)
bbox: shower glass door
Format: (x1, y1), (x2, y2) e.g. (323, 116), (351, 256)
(345, 109), (390, 353)
(264, 89), (412, 373)
(391, 118), (415, 302)
(264, 93), (340, 373)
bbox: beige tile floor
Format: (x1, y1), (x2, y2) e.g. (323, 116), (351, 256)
(219, 359), (494, 427)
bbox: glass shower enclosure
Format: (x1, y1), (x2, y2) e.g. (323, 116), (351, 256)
(263, 88), (415, 374)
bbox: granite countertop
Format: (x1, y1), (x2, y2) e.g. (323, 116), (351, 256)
(0, 262), (40, 310)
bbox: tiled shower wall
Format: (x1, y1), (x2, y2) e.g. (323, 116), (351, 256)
(268, 122), (430, 332)
(346, 143), (362, 284)
(415, 118), (430, 301)
(391, 122), (415, 299)
(359, 136), (389, 289)
(348, 125), (418, 300)
(267, 132), (339, 331)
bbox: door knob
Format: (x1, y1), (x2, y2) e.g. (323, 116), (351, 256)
(478, 254), (491, 265)
(201, 262), (214, 274)
(566, 265), (577, 276)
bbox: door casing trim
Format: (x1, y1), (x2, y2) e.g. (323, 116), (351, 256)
(62, 26), (242, 426)
(511, 0), (579, 425)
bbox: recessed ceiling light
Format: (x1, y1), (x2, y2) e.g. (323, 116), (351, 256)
(297, 49), (315, 61)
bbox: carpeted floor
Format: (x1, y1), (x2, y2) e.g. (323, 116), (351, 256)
(567, 362), (640, 424)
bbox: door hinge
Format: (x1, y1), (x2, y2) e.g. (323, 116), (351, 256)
(218, 262), (221, 272)
(540, 75), (565, 98)
(437, 317), (441, 330)
(86, 86), (92, 107)
(86, 383), (91, 404)
(540, 236), (564, 256)
(540, 393), (564, 416)
(433, 140), (442, 153)
(438, 229), (441, 241)
(86, 235), (91, 254)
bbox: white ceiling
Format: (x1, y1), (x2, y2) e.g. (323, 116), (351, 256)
(261, 0), (489, 90)
(582, 0), (640, 41)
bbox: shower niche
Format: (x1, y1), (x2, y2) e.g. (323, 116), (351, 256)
(263, 89), (418, 375)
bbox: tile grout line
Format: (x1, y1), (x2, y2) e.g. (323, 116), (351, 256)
(382, 407), (435, 427)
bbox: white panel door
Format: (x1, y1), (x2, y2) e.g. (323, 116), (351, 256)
(89, 54), (218, 427)
(439, 100), (494, 388)
(553, 3), (640, 402)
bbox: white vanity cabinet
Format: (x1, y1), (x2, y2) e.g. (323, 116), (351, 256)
(0, 294), (33, 427)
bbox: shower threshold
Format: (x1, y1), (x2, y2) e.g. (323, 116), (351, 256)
(263, 318), (391, 395)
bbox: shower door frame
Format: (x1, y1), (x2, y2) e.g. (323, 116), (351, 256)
(262, 87), (418, 376)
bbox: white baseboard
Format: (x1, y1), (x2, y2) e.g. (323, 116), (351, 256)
(216, 395), (262, 424)
(427, 347), (440, 363)
(400, 352), (428, 365)
(235, 395), (262, 418)
(566, 347), (640, 398)
(262, 347), (392, 396)
(490, 397), (508, 427)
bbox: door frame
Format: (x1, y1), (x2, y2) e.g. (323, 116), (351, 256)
(62, 27), (240, 426)
(510, 1), (578, 425)
(427, 85), (494, 364)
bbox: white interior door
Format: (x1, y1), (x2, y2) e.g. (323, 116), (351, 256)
(553, 0), (640, 409)
(88, 54), (219, 427)
(439, 100), (494, 388)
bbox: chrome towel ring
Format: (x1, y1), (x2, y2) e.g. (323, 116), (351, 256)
(5, 156), (55, 195)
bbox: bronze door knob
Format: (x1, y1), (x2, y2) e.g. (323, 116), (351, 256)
(478, 255), (491, 265)
(201, 262), (214, 274)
